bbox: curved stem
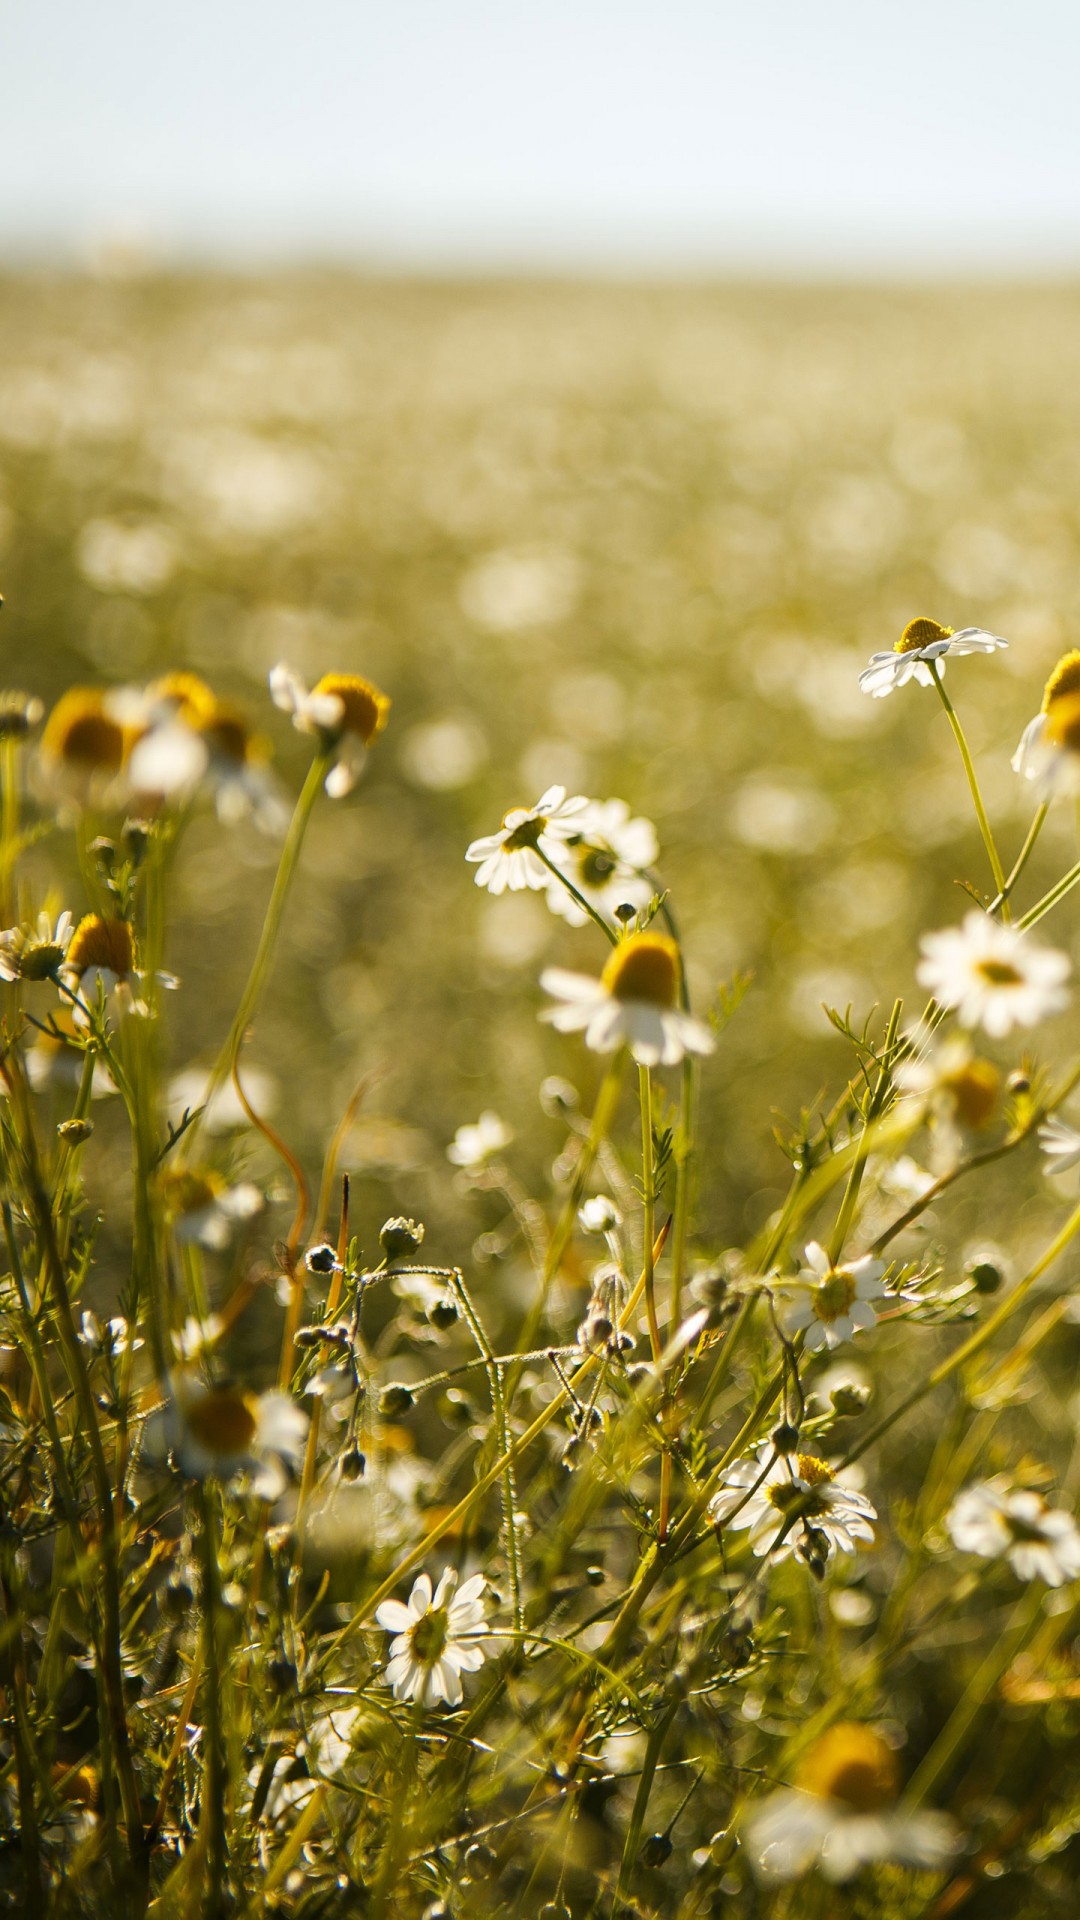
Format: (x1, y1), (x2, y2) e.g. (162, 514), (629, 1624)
(536, 845), (619, 945)
(988, 801), (1049, 915)
(931, 665), (1007, 907)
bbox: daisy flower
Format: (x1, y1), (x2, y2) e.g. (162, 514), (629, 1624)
(947, 1480), (1080, 1585)
(709, 1446), (877, 1566)
(37, 686), (139, 810)
(127, 674), (289, 834)
(59, 913), (175, 1028)
(746, 1722), (958, 1882)
(1012, 650), (1080, 800)
(447, 1110), (512, 1169)
(916, 913), (1070, 1038)
(543, 797), (658, 927)
(541, 930), (714, 1068)
(465, 785), (595, 895)
(1038, 1115), (1080, 1176)
(375, 1568), (489, 1707)
(0, 910), (74, 983)
(145, 1372), (308, 1502)
(269, 663), (390, 798)
(858, 616), (1007, 699)
(158, 1166), (263, 1250)
(774, 1243), (888, 1351)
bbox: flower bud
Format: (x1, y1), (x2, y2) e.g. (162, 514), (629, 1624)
(305, 1243), (338, 1275)
(641, 1832), (673, 1868)
(380, 1216), (425, 1260)
(969, 1259), (1004, 1294)
(58, 1118), (94, 1146)
(830, 1382), (871, 1416)
(428, 1296), (459, 1330)
(379, 1383), (414, 1416)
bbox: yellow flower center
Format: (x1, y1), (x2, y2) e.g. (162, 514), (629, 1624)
(1044, 689), (1080, 755)
(181, 1384), (258, 1459)
(796, 1723), (899, 1811)
(501, 810), (545, 851)
(1042, 650), (1080, 713)
(199, 703), (255, 767)
(149, 672), (218, 725)
(66, 914), (135, 979)
(311, 673), (390, 746)
(894, 617), (953, 656)
(411, 1606), (450, 1663)
(975, 958), (1024, 989)
(574, 843), (620, 889)
(601, 932), (680, 1007)
(814, 1272), (856, 1322)
(42, 689), (127, 772)
(795, 1453), (835, 1488)
(941, 1058), (1000, 1130)
(160, 1167), (225, 1217)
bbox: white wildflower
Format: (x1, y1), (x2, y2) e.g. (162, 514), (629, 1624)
(774, 1243), (888, 1351)
(947, 1480), (1080, 1586)
(0, 910), (74, 983)
(465, 785), (595, 895)
(858, 616), (1006, 699)
(1012, 650), (1080, 801)
(709, 1446), (877, 1564)
(1039, 1116), (1080, 1176)
(270, 664), (390, 798)
(541, 930), (714, 1069)
(916, 913), (1069, 1038)
(746, 1722), (958, 1882)
(543, 797), (658, 927)
(144, 1372), (308, 1502)
(447, 1110), (512, 1169)
(375, 1568), (489, 1707)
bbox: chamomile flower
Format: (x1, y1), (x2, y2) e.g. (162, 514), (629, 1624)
(1012, 650), (1080, 800)
(917, 913), (1070, 1038)
(158, 1166), (263, 1250)
(146, 1372), (308, 1502)
(896, 1032), (1001, 1137)
(709, 1446), (877, 1565)
(543, 797), (658, 927)
(0, 910), (74, 983)
(375, 1568), (489, 1707)
(947, 1480), (1080, 1585)
(1038, 1115), (1080, 1176)
(447, 1110), (512, 1169)
(541, 930), (714, 1068)
(858, 616), (1007, 699)
(269, 663), (391, 798)
(746, 1722), (958, 1882)
(128, 675), (288, 833)
(59, 914), (171, 1028)
(466, 786), (595, 894)
(774, 1243), (888, 1351)
(38, 686), (139, 809)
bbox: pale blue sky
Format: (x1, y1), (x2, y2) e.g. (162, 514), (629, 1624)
(1, 0), (1078, 270)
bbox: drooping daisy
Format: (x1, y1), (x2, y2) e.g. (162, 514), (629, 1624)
(916, 913), (1070, 1038)
(37, 686), (138, 809)
(0, 910), (74, 983)
(58, 913), (170, 1028)
(858, 616), (1007, 699)
(947, 1480), (1080, 1586)
(543, 797), (658, 927)
(1012, 650), (1080, 800)
(1038, 1115), (1080, 1176)
(375, 1568), (489, 1707)
(158, 1166), (263, 1250)
(269, 663), (391, 798)
(745, 1722), (958, 1882)
(447, 1110), (512, 1169)
(465, 786), (595, 895)
(774, 1243), (888, 1351)
(710, 1447), (877, 1566)
(541, 930), (714, 1068)
(146, 1372), (308, 1502)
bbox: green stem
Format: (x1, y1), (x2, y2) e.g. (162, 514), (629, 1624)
(453, 1273), (523, 1633)
(827, 1000), (901, 1263)
(612, 1697), (679, 1916)
(989, 801), (1048, 915)
(186, 749), (330, 1156)
(1, 733), (17, 926)
(638, 1065), (661, 1366)
(536, 845), (619, 945)
(198, 1482), (229, 1916)
(1018, 855), (1080, 930)
(932, 665), (1007, 906)
(903, 1585), (1043, 1808)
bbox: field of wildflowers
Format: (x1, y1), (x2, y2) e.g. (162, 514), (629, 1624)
(5, 275), (1080, 1915)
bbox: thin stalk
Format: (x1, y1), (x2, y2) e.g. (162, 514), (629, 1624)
(536, 846), (619, 945)
(903, 1585), (1044, 1808)
(931, 665), (1007, 905)
(1, 733), (17, 925)
(828, 999), (901, 1263)
(612, 1697), (680, 1916)
(638, 1066), (662, 1368)
(1018, 854), (1080, 930)
(197, 1483), (228, 1916)
(453, 1271), (524, 1632)
(988, 801), (1048, 914)
(0, 1557), (45, 1919)
(185, 749), (330, 1157)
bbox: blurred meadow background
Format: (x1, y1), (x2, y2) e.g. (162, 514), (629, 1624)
(5, 273), (1080, 1329)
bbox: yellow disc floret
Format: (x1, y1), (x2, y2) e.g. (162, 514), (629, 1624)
(796, 1723), (900, 1811)
(41, 689), (127, 772)
(180, 1383), (258, 1459)
(311, 673), (391, 746)
(795, 1453), (835, 1487)
(66, 914), (136, 979)
(941, 1057), (999, 1129)
(1044, 689), (1080, 755)
(894, 617), (953, 656)
(149, 672), (218, 725)
(601, 932), (680, 1007)
(159, 1167), (225, 1218)
(1042, 650), (1080, 713)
